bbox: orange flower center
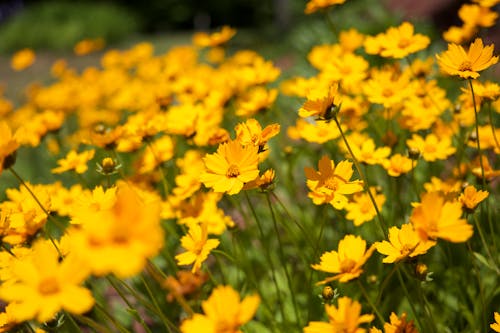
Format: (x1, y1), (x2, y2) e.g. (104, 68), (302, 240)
(324, 177), (339, 191)
(382, 88), (394, 97)
(38, 277), (60, 295)
(398, 38), (410, 49)
(226, 164), (240, 178)
(340, 258), (356, 273)
(458, 61), (473, 72)
(400, 244), (413, 257)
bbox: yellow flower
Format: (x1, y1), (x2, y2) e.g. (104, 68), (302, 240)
(304, 296), (374, 332)
(305, 155), (363, 209)
(311, 234), (375, 284)
(68, 182), (164, 278)
(299, 85), (342, 120)
(0, 240), (94, 323)
(410, 192), (473, 243)
(406, 133), (456, 162)
(287, 118), (341, 144)
(175, 223), (220, 273)
(384, 312), (418, 333)
(382, 154), (414, 177)
(181, 285), (260, 333)
(0, 121), (20, 174)
(458, 185), (489, 212)
(436, 38), (499, 79)
(10, 49), (35, 71)
(304, 0), (346, 14)
(136, 135), (174, 174)
(235, 86), (278, 117)
(375, 224), (436, 263)
(51, 149), (95, 174)
(200, 140), (260, 195)
(193, 26), (236, 48)
(74, 38), (105, 56)
(345, 188), (386, 226)
(459, 4), (498, 28)
(235, 118), (280, 153)
(365, 22), (430, 59)
(491, 312), (500, 332)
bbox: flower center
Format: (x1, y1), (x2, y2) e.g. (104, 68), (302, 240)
(324, 177), (338, 191)
(340, 258), (356, 273)
(38, 277), (60, 295)
(400, 244), (413, 257)
(382, 88), (394, 97)
(398, 38), (410, 49)
(226, 164), (240, 178)
(458, 60), (473, 72)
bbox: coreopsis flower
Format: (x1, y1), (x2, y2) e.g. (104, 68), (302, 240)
(410, 192), (473, 243)
(382, 154), (414, 177)
(164, 270), (208, 303)
(473, 0), (500, 6)
(458, 185), (489, 213)
(459, 4), (498, 29)
(384, 312), (418, 333)
(305, 155), (363, 209)
(235, 118), (280, 153)
(175, 223), (220, 273)
(235, 86), (278, 117)
(136, 135), (175, 174)
(406, 134), (456, 162)
(341, 137), (391, 165)
(287, 118), (341, 144)
(0, 122), (20, 174)
(299, 85), (342, 121)
(375, 224), (436, 263)
(304, 0), (346, 14)
(200, 140), (260, 195)
(443, 25), (476, 45)
(472, 155), (500, 180)
(51, 149), (95, 174)
(10, 49), (35, 71)
(364, 22), (430, 59)
(0, 240), (94, 323)
(304, 296), (374, 332)
(243, 168), (276, 191)
(74, 38), (105, 55)
(363, 68), (413, 109)
(491, 312), (500, 332)
(193, 26), (236, 48)
(311, 234), (375, 284)
(320, 53), (369, 93)
(345, 188), (386, 226)
(436, 38), (499, 79)
(180, 285), (260, 333)
(68, 182), (164, 278)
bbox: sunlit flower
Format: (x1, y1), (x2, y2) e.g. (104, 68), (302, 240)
(459, 4), (498, 28)
(164, 270), (208, 303)
(299, 85), (342, 120)
(304, 296), (374, 332)
(175, 223), (220, 273)
(180, 285), (260, 333)
(200, 140), (260, 195)
(193, 26), (236, 48)
(410, 192), (473, 243)
(491, 312), (500, 332)
(0, 122), (20, 174)
(51, 149), (95, 174)
(0, 240), (94, 323)
(345, 188), (386, 226)
(305, 156), (363, 209)
(472, 155), (500, 180)
(235, 118), (280, 153)
(406, 133), (456, 162)
(11, 49), (35, 71)
(384, 312), (418, 333)
(436, 38), (499, 79)
(304, 0), (346, 14)
(458, 185), (489, 213)
(74, 38), (105, 55)
(235, 87), (278, 117)
(375, 224), (436, 263)
(312, 234), (375, 284)
(382, 154), (414, 177)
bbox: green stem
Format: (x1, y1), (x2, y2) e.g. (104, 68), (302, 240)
(266, 192), (302, 328)
(94, 302), (131, 333)
(395, 267), (425, 333)
(486, 101), (500, 151)
(64, 311), (85, 333)
(332, 116), (387, 238)
(357, 280), (385, 325)
(244, 192), (287, 324)
(375, 263), (399, 306)
(468, 79), (486, 190)
(140, 274), (172, 333)
(467, 242), (487, 332)
(472, 214), (499, 273)
(72, 313), (112, 333)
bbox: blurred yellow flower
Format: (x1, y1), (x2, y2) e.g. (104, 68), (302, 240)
(51, 149), (95, 174)
(375, 224), (436, 263)
(458, 185), (489, 212)
(345, 188), (386, 226)
(304, 0), (346, 14)
(312, 234), (375, 284)
(384, 312), (418, 333)
(193, 26), (236, 48)
(0, 122), (20, 175)
(200, 140), (260, 195)
(10, 49), (35, 71)
(299, 85), (341, 121)
(491, 312), (500, 332)
(406, 133), (456, 162)
(74, 38), (105, 55)
(305, 155), (363, 209)
(175, 223), (220, 273)
(410, 192), (473, 243)
(436, 38), (499, 79)
(0, 240), (93, 323)
(181, 285), (260, 333)
(304, 296), (374, 332)
(382, 154), (414, 177)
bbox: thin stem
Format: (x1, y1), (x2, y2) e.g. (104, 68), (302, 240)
(64, 311), (85, 333)
(140, 274), (172, 333)
(94, 302), (131, 333)
(467, 242), (487, 332)
(332, 117), (387, 238)
(244, 192), (287, 324)
(375, 263), (400, 306)
(72, 313), (112, 333)
(395, 267), (425, 333)
(472, 214), (499, 273)
(486, 101), (500, 151)
(266, 192), (302, 328)
(357, 280), (384, 325)
(468, 79), (486, 190)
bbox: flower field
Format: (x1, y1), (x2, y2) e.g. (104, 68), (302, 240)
(0, 0), (499, 332)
